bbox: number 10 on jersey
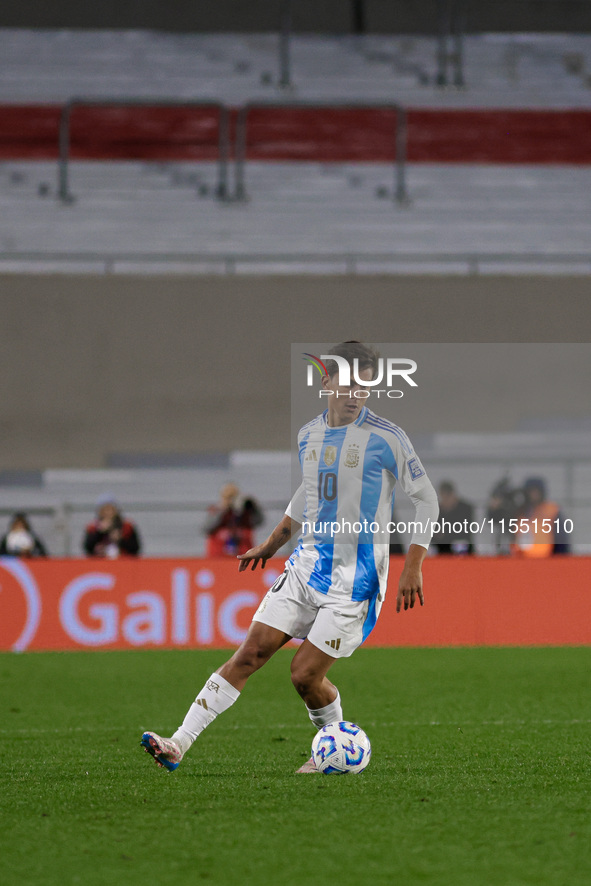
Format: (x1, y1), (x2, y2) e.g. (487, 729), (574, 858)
(318, 471), (338, 502)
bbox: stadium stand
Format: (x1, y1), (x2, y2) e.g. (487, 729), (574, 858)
(1, 30), (591, 273)
(1, 27), (589, 555)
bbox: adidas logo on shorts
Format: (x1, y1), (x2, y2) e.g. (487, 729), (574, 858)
(325, 638), (342, 651)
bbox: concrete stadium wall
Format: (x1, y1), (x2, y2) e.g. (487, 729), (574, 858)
(2, 1), (591, 33)
(0, 274), (590, 470)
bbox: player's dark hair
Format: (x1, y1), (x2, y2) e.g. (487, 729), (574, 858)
(324, 341), (380, 380)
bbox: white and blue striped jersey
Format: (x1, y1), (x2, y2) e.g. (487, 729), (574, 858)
(285, 406), (437, 603)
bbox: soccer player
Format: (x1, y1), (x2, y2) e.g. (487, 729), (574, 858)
(141, 342), (439, 773)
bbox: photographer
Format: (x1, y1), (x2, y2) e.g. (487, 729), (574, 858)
(512, 477), (571, 558)
(431, 480), (475, 555)
(486, 475), (526, 554)
(204, 483), (264, 557)
(83, 495), (141, 558)
(0, 512), (48, 558)
(486, 475), (570, 557)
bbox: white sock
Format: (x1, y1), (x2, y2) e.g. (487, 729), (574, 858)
(172, 673), (240, 755)
(306, 690), (343, 730)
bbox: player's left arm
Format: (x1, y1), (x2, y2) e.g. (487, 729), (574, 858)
(397, 543), (428, 612)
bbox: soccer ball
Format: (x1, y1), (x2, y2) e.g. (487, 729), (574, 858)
(311, 721), (371, 774)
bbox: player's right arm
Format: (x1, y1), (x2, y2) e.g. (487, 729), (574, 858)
(237, 482), (305, 571)
(237, 513), (300, 572)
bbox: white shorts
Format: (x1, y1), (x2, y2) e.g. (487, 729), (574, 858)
(252, 566), (382, 659)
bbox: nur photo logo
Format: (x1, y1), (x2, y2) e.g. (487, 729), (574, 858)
(302, 352), (418, 398)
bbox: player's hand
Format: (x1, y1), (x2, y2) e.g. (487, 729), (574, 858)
(396, 565), (424, 612)
(237, 516), (294, 572)
(237, 545), (272, 572)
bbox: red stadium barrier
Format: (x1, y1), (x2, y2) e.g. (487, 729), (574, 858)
(1, 557), (590, 652)
(1, 106), (591, 163)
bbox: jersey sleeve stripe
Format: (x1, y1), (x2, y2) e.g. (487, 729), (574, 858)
(364, 414), (413, 455)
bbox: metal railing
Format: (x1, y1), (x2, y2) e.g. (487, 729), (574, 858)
(56, 97), (409, 206)
(278, 0), (294, 88)
(57, 98), (230, 204)
(435, 0), (466, 88)
(233, 101), (409, 206)
(274, 0), (466, 91)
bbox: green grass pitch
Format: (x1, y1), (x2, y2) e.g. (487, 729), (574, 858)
(1, 646), (590, 886)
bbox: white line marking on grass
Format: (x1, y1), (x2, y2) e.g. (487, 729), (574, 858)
(1, 719), (590, 736)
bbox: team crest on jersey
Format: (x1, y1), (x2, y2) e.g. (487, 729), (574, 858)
(323, 446), (337, 466)
(344, 444), (360, 468)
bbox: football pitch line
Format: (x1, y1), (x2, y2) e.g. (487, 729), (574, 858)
(2, 718), (590, 736)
